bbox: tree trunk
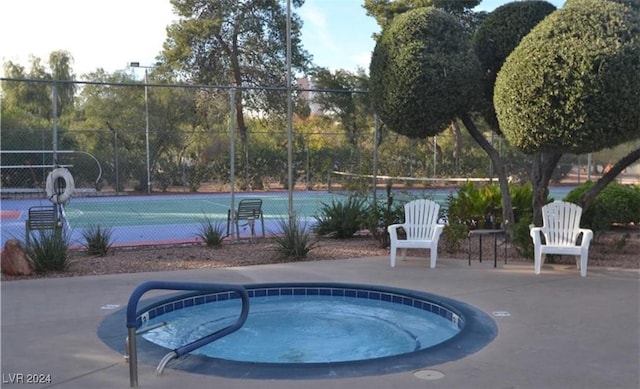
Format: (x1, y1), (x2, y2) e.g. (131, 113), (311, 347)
(579, 147), (640, 210)
(228, 37), (250, 189)
(459, 113), (515, 235)
(450, 120), (463, 173)
(234, 91), (250, 190)
(530, 152), (563, 226)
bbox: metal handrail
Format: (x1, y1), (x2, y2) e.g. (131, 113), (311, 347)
(123, 322), (168, 363)
(125, 281), (250, 388)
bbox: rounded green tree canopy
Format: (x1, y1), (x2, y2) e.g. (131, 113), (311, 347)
(474, 1), (557, 76)
(473, 1), (557, 131)
(494, 0), (640, 154)
(370, 7), (481, 139)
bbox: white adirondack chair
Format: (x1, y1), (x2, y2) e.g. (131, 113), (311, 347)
(388, 199), (445, 268)
(530, 201), (594, 277)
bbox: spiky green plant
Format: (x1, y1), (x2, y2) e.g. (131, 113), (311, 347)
(197, 216), (226, 247)
(82, 224), (114, 256)
(26, 228), (70, 272)
(273, 218), (316, 259)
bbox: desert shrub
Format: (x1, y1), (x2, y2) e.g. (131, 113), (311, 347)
(26, 229), (70, 272)
(82, 224), (114, 256)
(565, 181), (640, 234)
(273, 217), (316, 259)
(197, 217), (226, 247)
(313, 196), (367, 238)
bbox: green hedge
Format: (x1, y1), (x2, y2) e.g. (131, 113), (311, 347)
(565, 182), (640, 232)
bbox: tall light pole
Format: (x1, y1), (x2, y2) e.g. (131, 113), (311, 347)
(130, 62), (152, 194)
(286, 0), (294, 222)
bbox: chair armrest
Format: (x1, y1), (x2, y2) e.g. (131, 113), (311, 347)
(387, 224), (405, 240)
(578, 228), (593, 247)
(433, 224), (445, 240)
(530, 227), (543, 245)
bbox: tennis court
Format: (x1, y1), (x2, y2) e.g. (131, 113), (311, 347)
(0, 189), (457, 247)
(1, 186), (573, 247)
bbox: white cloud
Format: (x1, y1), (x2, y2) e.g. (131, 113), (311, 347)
(299, 3), (338, 63)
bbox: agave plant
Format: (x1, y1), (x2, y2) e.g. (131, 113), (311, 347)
(197, 216), (226, 247)
(273, 217), (316, 259)
(26, 228), (70, 272)
(82, 224), (114, 256)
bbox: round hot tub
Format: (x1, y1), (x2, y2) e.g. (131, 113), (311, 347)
(99, 282), (497, 379)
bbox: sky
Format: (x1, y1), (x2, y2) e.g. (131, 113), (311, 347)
(0, 0), (566, 79)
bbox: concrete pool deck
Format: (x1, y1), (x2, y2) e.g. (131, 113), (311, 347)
(1, 256), (639, 389)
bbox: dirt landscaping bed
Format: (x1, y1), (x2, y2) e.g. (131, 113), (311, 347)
(2, 225), (638, 281)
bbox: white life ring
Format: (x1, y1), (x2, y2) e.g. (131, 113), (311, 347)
(46, 168), (75, 204)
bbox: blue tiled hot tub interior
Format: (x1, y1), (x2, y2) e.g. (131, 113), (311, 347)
(139, 286), (463, 329)
(98, 283), (498, 379)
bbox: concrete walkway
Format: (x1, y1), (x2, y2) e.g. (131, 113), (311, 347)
(1, 256), (639, 389)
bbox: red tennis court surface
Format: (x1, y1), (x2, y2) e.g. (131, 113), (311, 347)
(0, 210), (21, 220)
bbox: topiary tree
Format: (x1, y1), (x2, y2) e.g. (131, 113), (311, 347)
(494, 0), (640, 224)
(364, 0), (481, 30)
(370, 7), (482, 139)
(370, 6), (520, 230)
(473, 1), (557, 131)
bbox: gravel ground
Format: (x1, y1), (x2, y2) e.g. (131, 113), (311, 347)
(2, 227), (638, 281)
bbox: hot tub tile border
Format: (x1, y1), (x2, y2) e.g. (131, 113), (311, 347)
(138, 286), (464, 330)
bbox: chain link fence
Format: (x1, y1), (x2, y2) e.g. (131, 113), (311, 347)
(2, 78), (638, 246)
